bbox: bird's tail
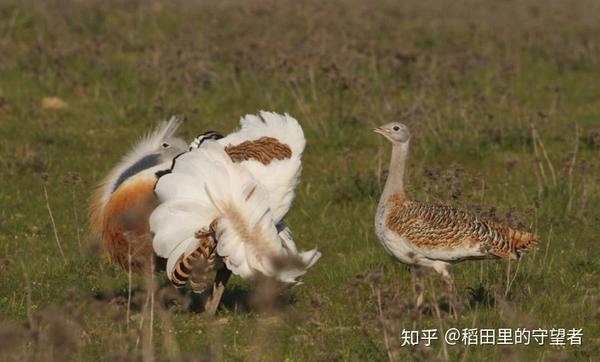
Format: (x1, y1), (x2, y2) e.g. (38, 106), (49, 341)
(274, 223), (321, 285)
(230, 111), (306, 157)
(209, 179), (282, 279)
(510, 229), (540, 257)
(203, 143), (319, 282)
(151, 141), (319, 283)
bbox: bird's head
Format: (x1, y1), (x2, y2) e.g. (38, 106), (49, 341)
(159, 137), (188, 159)
(373, 122), (411, 144)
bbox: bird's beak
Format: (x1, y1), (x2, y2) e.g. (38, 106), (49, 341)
(372, 127), (385, 136)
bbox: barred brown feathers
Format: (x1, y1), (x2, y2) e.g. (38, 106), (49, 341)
(170, 226), (218, 288)
(373, 121), (540, 286)
(225, 136), (292, 165)
(386, 195), (539, 260)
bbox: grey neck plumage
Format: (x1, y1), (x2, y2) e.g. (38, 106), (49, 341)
(380, 141), (409, 204)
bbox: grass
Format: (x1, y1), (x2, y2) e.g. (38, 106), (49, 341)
(1, 0), (600, 360)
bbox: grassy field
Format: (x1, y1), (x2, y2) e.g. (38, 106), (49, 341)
(1, 0), (600, 360)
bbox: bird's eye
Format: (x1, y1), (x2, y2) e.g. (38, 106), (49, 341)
(393, 126), (400, 131)
(161, 142), (169, 148)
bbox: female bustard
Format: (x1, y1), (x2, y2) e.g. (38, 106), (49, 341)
(373, 122), (539, 307)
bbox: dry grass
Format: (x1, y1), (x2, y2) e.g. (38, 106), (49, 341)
(1, 0), (599, 360)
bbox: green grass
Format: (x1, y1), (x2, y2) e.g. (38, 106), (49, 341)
(1, 0), (600, 360)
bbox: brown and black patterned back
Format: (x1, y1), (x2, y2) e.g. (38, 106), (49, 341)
(386, 198), (539, 258)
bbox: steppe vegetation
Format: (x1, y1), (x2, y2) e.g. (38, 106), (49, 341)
(1, 0), (599, 360)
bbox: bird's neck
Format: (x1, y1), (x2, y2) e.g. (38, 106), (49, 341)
(381, 142), (409, 204)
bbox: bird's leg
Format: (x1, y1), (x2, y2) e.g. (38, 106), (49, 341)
(203, 267), (232, 316)
(441, 271), (459, 319)
(411, 266), (425, 310)
(433, 262), (459, 318)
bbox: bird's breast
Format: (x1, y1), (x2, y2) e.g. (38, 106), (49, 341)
(102, 175), (157, 272)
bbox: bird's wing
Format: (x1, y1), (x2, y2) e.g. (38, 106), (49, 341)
(150, 141), (317, 285)
(217, 111), (305, 223)
(89, 117), (182, 237)
(386, 200), (539, 261)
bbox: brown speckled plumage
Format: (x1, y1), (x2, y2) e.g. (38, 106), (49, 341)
(374, 121), (540, 283)
(386, 195), (539, 259)
(374, 121), (540, 310)
(225, 136), (292, 165)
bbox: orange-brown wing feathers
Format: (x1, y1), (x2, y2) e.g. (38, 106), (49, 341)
(224, 137), (292, 165)
(215, 112), (306, 223)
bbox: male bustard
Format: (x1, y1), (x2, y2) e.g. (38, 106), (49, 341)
(373, 122), (539, 307)
(89, 117), (190, 273)
(150, 112), (321, 314)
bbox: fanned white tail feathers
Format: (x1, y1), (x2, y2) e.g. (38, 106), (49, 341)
(198, 143), (281, 279)
(150, 141), (318, 283)
(222, 111), (305, 156)
(275, 223), (321, 284)
(219, 111), (305, 222)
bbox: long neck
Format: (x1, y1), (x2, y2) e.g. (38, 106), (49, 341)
(380, 141), (409, 202)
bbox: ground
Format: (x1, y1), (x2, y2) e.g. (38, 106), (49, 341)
(1, 0), (600, 360)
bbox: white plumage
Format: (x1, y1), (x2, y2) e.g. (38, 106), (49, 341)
(150, 112), (320, 288)
(192, 111), (305, 222)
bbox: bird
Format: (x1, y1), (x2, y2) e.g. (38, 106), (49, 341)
(150, 111), (321, 314)
(373, 122), (539, 308)
(189, 112), (305, 222)
(188, 130), (224, 150)
(89, 117), (189, 273)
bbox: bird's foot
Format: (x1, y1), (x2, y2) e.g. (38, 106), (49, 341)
(416, 290), (424, 310)
(203, 268), (231, 316)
